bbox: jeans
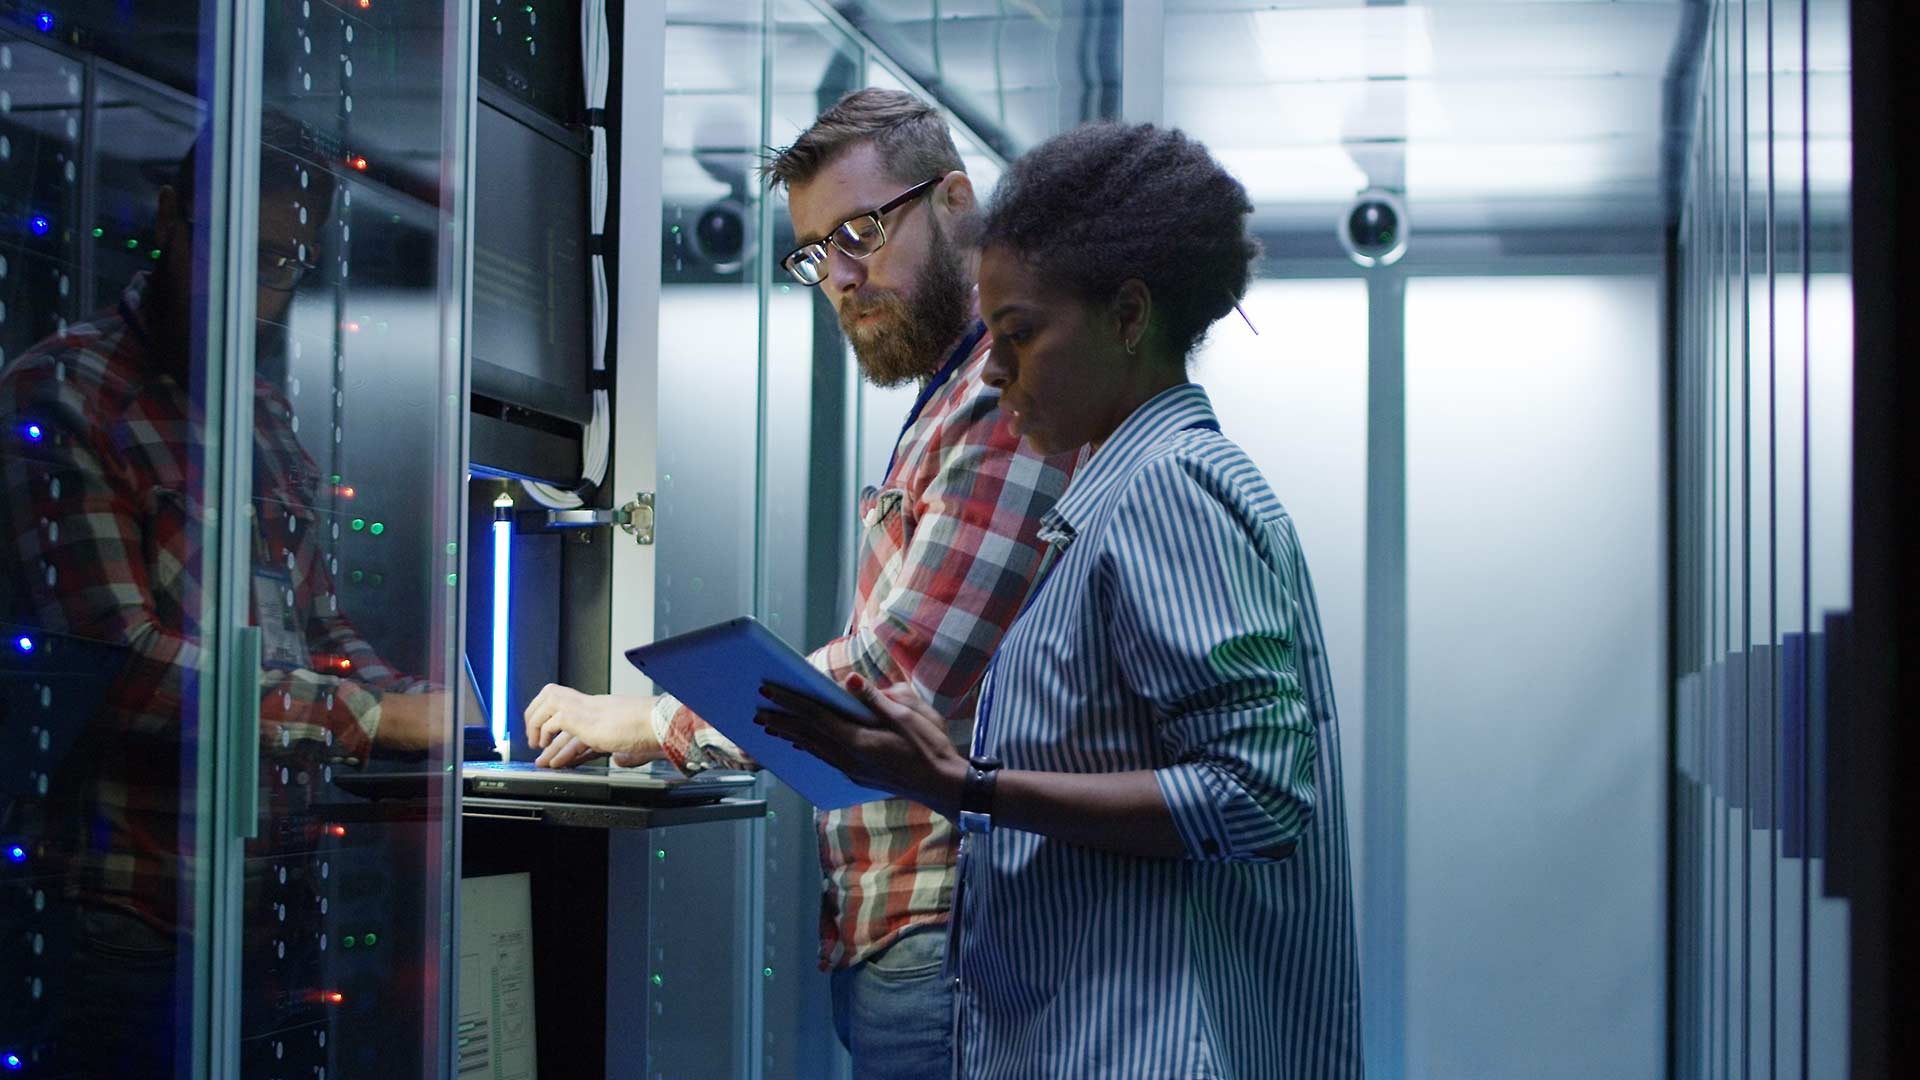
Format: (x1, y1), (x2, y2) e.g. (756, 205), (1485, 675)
(830, 925), (954, 1080)
(47, 904), (181, 1077)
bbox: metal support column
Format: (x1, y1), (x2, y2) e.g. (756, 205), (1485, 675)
(1361, 267), (1408, 1080)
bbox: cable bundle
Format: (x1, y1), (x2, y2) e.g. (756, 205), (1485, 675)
(522, 0), (611, 508)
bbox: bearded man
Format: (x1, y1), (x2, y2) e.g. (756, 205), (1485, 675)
(521, 89), (1076, 1077)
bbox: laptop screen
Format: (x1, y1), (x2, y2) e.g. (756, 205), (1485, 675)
(459, 653), (491, 735)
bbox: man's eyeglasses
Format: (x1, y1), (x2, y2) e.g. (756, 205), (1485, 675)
(259, 247), (319, 292)
(780, 176), (941, 287)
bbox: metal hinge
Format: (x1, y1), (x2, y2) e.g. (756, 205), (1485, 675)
(532, 491), (654, 545)
(619, 492), (655, 545)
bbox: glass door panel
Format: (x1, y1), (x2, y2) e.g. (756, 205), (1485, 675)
(647, 6), (765, 1075)
(1, 8), (223, 1076)
(232, 0), (469, 1075)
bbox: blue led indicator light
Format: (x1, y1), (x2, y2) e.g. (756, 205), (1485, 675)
(6, 846), (24, 863)
(14, 636), (33, 654)
(24, 423), (43, 441)
(3, 1050), (21, 1069)
(29, 216), (51, 236)
(35, 11), (53, 32)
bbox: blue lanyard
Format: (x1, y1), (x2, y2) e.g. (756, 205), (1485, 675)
(884, 321), (987, 483)
(969, 416), (1220, 756)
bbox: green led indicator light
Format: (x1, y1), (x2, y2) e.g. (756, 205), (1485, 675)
(125, 237), (139, 249)
(330, 474), (342, 485)
(650, 974), (663, 987)
(370, 572), (385, 586)
(149, 249), (161, 260)
(369, 522), (384, 536)
(363, 933), (378, 947)
(654, 848), (666, 860)
(447, 573), (459, 586)
(762, 967), (774, 979)
(350, 570), (364, 583)
(350, 518), (365, 531)
(343, 935), (357, 949)
(446, 541), (459, 554)
(91, 227), (104, 238)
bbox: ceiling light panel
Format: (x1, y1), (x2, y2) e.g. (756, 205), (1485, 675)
(1406, 136), (1658, 199)
(1235, 2), (1682, 84)
(1170, 73), (1662, 148)
(1211, 145), (1372, 204)
(1250, 6), (1438, 83)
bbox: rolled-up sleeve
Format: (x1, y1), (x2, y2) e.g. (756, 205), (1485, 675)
(651, 692), (760, 774)
(1104, 457), (1320, 863)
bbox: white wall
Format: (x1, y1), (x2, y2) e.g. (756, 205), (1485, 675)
(1403, 275), (1664, 1080)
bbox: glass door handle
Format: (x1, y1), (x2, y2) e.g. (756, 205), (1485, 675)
(227, 626), (262, 840)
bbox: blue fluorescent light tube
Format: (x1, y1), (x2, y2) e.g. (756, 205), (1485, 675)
(491, 493), (513, 758)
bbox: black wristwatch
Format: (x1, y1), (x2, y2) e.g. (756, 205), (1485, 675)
(957, 754), (1002, 835)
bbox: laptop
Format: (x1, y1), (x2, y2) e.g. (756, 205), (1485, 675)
(456, 655), (753, 804)
(461, 759), (755, 805)
(333, 654), (756, 806)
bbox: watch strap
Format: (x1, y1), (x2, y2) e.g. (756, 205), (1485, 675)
(958, 755), (1001, 833)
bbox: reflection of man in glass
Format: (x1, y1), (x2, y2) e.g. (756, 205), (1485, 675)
(0, 115), (439, 1076)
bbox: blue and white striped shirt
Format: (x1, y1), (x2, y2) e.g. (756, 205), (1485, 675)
(954, 383), (1363, 1079)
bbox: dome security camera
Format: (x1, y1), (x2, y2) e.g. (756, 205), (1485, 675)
(688, 198), (747, 273)
(1339, 189), (1409, 268)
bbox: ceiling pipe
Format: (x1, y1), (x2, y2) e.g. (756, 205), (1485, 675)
(1660, 0), (1713, 225)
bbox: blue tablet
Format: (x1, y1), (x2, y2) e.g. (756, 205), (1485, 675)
(624, 616), (889, 809)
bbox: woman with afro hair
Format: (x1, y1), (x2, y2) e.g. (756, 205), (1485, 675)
(761, 122), (1363, 1078)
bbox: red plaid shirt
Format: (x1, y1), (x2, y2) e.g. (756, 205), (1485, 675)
(651, 325), (1077, 968)
(0, 274), (423, 932)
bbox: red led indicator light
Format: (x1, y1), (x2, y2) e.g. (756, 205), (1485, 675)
(328, 824), (348, 838)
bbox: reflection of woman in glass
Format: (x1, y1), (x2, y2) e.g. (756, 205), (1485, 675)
(761, 123), (1362, 1077)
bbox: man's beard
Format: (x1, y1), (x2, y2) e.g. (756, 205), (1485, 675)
(838, 217), (971, 389)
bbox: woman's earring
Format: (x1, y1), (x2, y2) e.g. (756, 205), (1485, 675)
(1125, 338), (1137, 356)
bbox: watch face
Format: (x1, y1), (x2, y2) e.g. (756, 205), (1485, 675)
(958, 810), (992, 835)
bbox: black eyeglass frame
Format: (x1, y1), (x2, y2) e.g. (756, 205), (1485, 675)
(779, 175), (943, 286)
(258, 247), (320, 292)
(171, 216), (322, 292)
